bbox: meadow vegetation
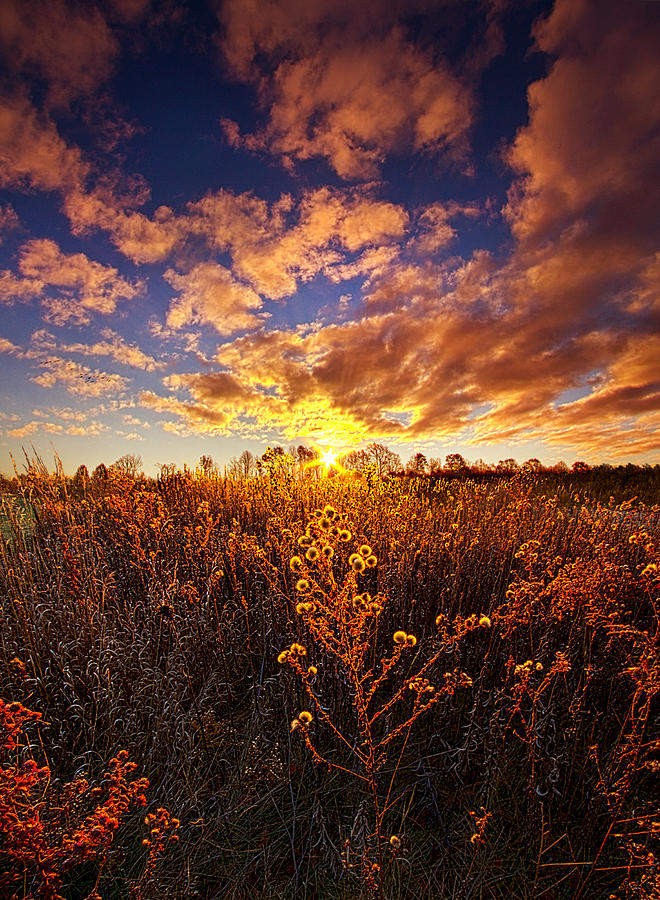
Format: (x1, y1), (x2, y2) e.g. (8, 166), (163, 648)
(1, 455), (659, 898)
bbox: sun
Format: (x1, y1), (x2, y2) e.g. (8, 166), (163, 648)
(320, 447), (337, 470)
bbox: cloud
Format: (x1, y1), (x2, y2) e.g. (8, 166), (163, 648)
(408, 201), (483, 257)
(0, 0), (119, 108)
(187, 185), (408, 298)
(218, 0), (474, 178)
(0, 270), (43, 305)
(9, 238), (144, 323)
(7, 418), (110, 439)
(0, 94), (89, 193)
(59, 329), (163, 372)
(0, 204), (19, 239)
(164, 262), (266, 334)
(64, 188), (182, 264)
(504, 0), (660, 252)
(30, 357), (130, 397)
(0, 337), (22, 355)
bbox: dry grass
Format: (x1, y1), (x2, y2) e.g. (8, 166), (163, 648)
(1, 465), (659, 898)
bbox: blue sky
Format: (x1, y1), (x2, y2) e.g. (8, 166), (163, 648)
(1, 0), (659, 475)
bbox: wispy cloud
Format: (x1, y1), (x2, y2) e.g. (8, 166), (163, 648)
(31, 357), (129, 397)
(0, 239), (144, 324)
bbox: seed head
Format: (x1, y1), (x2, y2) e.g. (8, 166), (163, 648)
(323, 505), (337, 519)
(389, 835), (402, 850)
(306, 546), (320, 562)
(393, 630), (407, 645)
(296, 578), (311, 593)
(307, 665), (318, 676)
(290, 555), (304, 572)
(339, 529), (351, 542)
(350, 554), (366, 573)
(322, 545), (334, 559)
(478, 615), (491, 628)
(359, 544), (372, 558)
(298, 710), (312, 724)
(405, 634), (417, 647)
(277, 650), (290, 664)
(366, 555), (377, 568)
(319, 517), (332, 530)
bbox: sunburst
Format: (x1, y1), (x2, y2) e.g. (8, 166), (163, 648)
(320, 447), (337, 470)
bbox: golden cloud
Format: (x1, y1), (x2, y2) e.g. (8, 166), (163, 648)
(164, 263), (266, 334)
(14, 238), (143, 322)
(30, 357), (130, 398)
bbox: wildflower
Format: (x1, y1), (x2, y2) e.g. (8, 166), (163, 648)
(405, 634), (417, 647)
(306, 546), (320, 562)
(298, 535), (312, 547)
(389, 835), (401, 850)
(479, 615), (491, 628)
(366, 555), (377, 568)
(359, 544), (372, 558)
(307, 666), (318, 677)
(339, 529), (351, 542)
(290, 643), (307, 656)
(393, 631), (407, 645)
(290, 718), (301, 731)
(350, 553), (366, 573)
(319, 517), (332, 530)
(296, 578), (311, 593)
(321, 545), (334, 559)
(323, 505), (337, 519)
(290, 556), (304, 572)
(535, 662), (543, 671)
(298, 710), (312, 724)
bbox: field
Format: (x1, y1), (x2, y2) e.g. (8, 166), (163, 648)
(1, 467), (659, 899)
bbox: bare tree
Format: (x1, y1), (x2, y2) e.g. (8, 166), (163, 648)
(112, 454), (143, 478)
(365, 443), (401, 475)
(199, 455), (215, 476)
(238, 450), (255, 477)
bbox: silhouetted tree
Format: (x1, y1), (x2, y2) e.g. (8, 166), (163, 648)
(496, 458), (520, 474)
(112, 454), (143, 478)
(406, 452), (428, 476)
(365, 443), (401, 476)
(572, 460), (590, 472)
(445, 453), (468, 473)
(199, 455), (215, 476)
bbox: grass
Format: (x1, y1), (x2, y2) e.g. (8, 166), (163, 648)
(0, 466), (659, 898)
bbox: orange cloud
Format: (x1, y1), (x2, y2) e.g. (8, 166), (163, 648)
(12, 239), (143, 323)
(164, 263), (266, 334)
(218, 1), (474, 178)
(64, 188), (181, 264)
(0, 94), (89, 193)
(0, 0), (118, 108)
(187, 186), (408, 298)
(60, 329), (163, 372)
(0, 204), (19, 239)
(30, 357), (130, 398)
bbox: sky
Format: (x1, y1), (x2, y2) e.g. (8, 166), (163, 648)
(1, 0), (659, 476)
